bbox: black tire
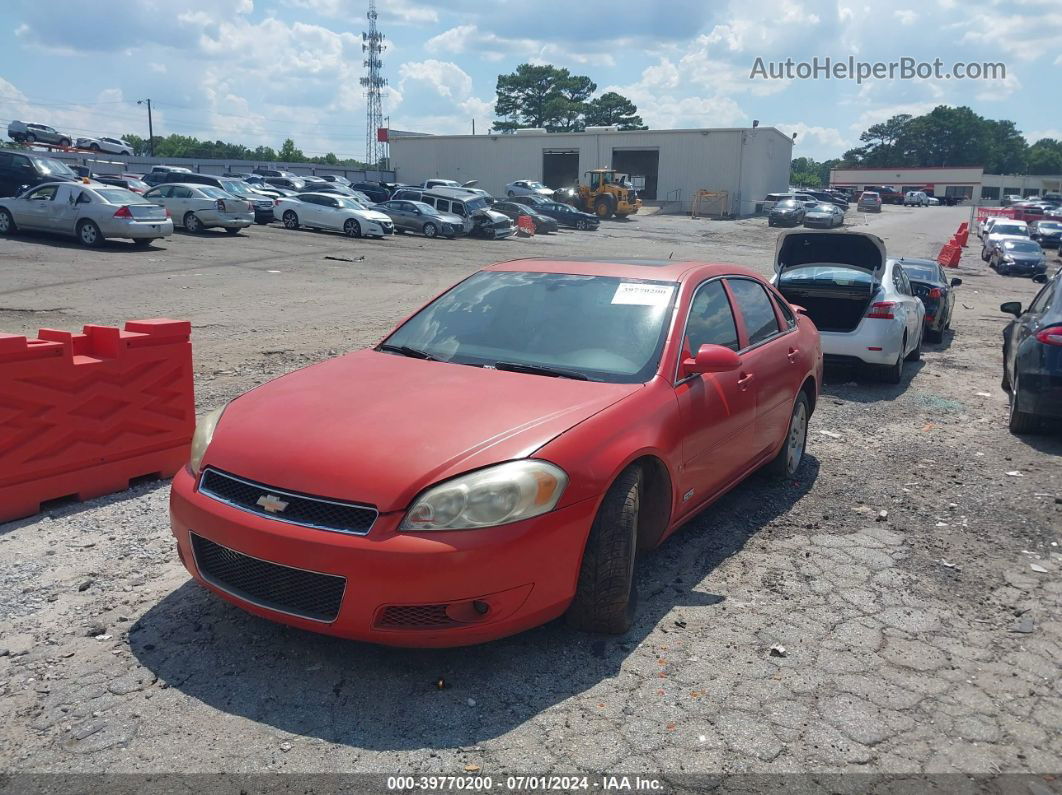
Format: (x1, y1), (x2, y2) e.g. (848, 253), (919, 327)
(925, 326), (943, 344)
(507, 190), (515, 197)
(981, 247), (990, 262)
(224, 227), (240, 235)
(132, 238), (153, 248)
(1008, 372), (1040, 434)
(282, 210), (299, 229)
(76, 219), (103, 248)
(183, 212), (203, 233)
(765, 392), (810, 478)
(905, 329), (922, 361)
(767, 219), (775, 227)
(880, 346), (904, 384)
(0, 208), (16, 235)
(59, 138), (71, 147)
(566, 466), (640, 634)
(594, 197), (614, 219)
(344, 219), (361, 238)
(89, 143), (100, 151)
(422, 222), (437, 238)
(26, 133), (36, 143)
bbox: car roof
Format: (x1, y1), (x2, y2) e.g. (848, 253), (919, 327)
(486, 257), (765, 283)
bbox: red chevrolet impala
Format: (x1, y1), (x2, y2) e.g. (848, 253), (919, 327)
(170, 258), (822, 646)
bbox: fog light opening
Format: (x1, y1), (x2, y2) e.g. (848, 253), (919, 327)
(473, 600), (490, 616)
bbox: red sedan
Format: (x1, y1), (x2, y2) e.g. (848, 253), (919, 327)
(170, 258), (822, 647)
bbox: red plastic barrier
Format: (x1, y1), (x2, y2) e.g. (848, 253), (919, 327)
(0, 319), (194, 523)
(937, 242), (961, 268)
(956, 223), (969, 247)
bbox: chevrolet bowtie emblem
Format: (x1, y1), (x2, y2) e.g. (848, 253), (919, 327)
(256, 494), (289, 513)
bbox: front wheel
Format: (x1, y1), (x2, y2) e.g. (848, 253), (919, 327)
(507, 190), (515, 197)
(343, 219), (361, 238)
(89, 143), (100, 151)
(282, 210), (299, 229)
(565, 466), (641, 634)
(77, 220), (103, 247)
(59, 138), (71, 147)
(0, 208), (16, 235)
(422, 222), (437, 238)
(766, 392), (810, 478)
(981, 247), (990, 262)
(132, 238), (154, 248)
(224, 227), (240, 235)
(575, 219), (588, 230)
(26, 133), (36, 143)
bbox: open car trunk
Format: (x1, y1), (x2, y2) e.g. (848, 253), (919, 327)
(774, 231), (886, 333)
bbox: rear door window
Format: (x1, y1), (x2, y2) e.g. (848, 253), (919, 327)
(727, 278), (782, 346)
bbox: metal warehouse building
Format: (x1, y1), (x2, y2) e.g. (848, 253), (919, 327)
(388, 126), (794, 216)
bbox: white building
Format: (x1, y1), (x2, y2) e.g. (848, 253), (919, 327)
(388, 126), (794, 216)
(829, 166), (1062, 204)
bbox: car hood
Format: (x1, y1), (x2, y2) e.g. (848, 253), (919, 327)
(349, 208), (392, 223)
(430, 212), (464, 225)
(775, 230), (886, 280)
(203, 349), (640, 512)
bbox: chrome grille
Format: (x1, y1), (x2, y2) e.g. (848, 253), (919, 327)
(199, 469), (377, 535)
(191, 534), (345, 622)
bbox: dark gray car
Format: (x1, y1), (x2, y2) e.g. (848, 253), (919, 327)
(374, 200), (464, 239)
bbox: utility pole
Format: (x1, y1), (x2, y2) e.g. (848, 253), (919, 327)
(360, 0), (387, 167)
(472, 119), (476, 135)
(137, 99), (154, 156)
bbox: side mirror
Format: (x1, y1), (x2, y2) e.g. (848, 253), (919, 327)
(682, 344), (742, 377)
(1000, 301), (1022, 317)
(950, 278), (963, 287)
(791, 304), (810, 316)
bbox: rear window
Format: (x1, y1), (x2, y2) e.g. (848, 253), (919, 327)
(901, 264), (939, 282)
(199, 186), (230, 199)
(93, 188), (142, 204)
(778, 266), (875, 288)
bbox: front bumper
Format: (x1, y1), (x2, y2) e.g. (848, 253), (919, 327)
(169, 467), (597, 647)
(769, 215), (802, 226)
(1015, 369), (1062, 419)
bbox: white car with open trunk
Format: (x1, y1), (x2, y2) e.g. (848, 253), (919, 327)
(773, 231), (925, 383)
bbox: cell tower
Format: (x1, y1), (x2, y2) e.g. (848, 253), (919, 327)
(360, 0), (387, 167)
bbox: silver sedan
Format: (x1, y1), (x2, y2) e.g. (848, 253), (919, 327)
(142, 183), (253, 233)
(0, 181), (173, 247)
(802, 202), (845, 228)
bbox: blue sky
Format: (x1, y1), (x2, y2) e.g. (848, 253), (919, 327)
(1, 0), (1059, 162)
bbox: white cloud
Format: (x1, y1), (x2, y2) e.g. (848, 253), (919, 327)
(1024, 129), (1062, 144)
(894, 9), (918, 24)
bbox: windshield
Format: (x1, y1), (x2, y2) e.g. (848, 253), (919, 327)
(775, 200), (801, 209)
(994, 225), (1027, 236)
(36, 158), (76, 178)
(527, 181), (546, 189)
(220, 180), (249, 195)
(381, 271), (677, 383)
(410, 201), (440, 215)
(464, 196), (489, 211)
(1004, 241), (1041, 252)
(336, 197), (370, 210)
(1037, 222), (1062, 230)
(810, 203), (835, 211)
(93, 188), (144, 204)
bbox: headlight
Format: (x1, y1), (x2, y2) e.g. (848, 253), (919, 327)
(188, 406), (226, 475)
(400, 460), (568, 531)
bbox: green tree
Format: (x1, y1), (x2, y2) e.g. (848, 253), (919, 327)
(278, 138), (304, 162)
(584, 92), (645, 130)
(1026, 138), (1062, 174)
(494, 64), (566, 130)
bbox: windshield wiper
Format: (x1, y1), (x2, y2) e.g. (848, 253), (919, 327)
(493, 361), (589, 380)
(378, 343), (437, 361)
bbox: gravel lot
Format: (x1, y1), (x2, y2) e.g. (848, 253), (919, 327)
(0, 206), (1059, 777)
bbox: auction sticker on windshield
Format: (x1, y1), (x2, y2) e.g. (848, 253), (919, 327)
(611, 283), (675, 306)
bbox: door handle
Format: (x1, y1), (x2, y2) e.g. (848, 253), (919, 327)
(787, 347), (800, 363)
(737, 372), (754, 390)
